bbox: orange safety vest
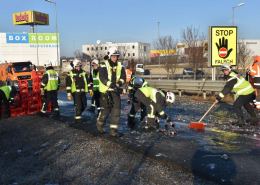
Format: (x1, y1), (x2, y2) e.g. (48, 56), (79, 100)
(125, 69), (132, 82)
(250, 56), (260, 88)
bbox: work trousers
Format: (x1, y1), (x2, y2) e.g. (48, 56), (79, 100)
(73, 92), (87, 120)
(90, 90), (100, 111)
(41, 91), (59, 114)
(234, 92), (256, 118)
(255, 88), (260, 109)
(97, 91), (121, 131)
(135, 89), (166, 125)
(0, 90), (9, 117)
(128, 90), (147, 124)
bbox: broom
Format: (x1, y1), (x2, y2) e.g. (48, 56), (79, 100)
(189, 102), (216, 130)
(193, 73), (209, 101)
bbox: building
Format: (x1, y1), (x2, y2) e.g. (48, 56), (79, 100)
(82, 42), (151, 62)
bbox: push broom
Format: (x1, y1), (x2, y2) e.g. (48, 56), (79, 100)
(193, 73), (209, 101)
(189, 102), (216, 130)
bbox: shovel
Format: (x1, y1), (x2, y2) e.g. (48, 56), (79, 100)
(189, 102), (216, 130)
(193, 73), (208, 101)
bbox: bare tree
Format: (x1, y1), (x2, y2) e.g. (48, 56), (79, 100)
(181, 25), (207, 79)
(73, 50), (84, 59)
(153, 36), (179, 79)
(86, 44), (107, 62)
(237, 39), (254, 74)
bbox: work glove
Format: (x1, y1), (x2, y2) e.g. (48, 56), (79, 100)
(166, 116), (171, 123)
(67, 93), (72, 101)
(40, 88), (44, 96)
(115, 86), (123, 95)
(89, 90), (93, 97)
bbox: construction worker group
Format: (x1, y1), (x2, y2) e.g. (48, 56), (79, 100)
(3, 46), (259, 135)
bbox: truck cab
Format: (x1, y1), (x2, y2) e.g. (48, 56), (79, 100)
(136, 64), (145, 75)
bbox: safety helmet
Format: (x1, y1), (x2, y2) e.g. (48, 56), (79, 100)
(44, 61), (52, 68)
(254, 55), (260, 63)
(165, 92), (175, 104)
(133, 76), (143, 88)
(220, 62), (232, 72)
(73, 59), (82, 67)
(108, 46), (120, 59)
(92, 59), (99, 66)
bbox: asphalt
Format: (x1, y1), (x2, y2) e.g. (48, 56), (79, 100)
(53, 91), (260, 184)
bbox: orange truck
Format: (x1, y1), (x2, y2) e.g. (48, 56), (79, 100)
(0, 61), (37, 87)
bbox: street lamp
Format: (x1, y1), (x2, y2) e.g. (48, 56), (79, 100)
(45, 0), (59, 74)
(232, 3), (245, 26)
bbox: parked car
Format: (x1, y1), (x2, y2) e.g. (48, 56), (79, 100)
(183, 68), (204, 76)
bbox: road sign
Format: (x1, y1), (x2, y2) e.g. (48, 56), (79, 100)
(209, 26), (237, 67)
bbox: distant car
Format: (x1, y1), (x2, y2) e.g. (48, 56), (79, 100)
(183, 68), (204, 76)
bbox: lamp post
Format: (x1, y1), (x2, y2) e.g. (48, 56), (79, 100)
(158, 22), (160, 69)
(45, 0), (59, 74)
(232, 3), (245, 26)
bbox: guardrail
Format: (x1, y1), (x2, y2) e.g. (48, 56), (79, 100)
(141, 74), (224, 80)
(146, 79), (229, 99)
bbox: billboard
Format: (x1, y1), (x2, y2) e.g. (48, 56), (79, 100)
(13, 11), (49, 25)
(209, 26), (237, 67)
(150, 49), (176, 55)
(0, 33), (59, 66)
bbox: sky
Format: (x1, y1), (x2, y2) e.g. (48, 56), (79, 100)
(1, 0), (260, 57)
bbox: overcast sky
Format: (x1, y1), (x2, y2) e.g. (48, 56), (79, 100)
(1, 0), (259, 57)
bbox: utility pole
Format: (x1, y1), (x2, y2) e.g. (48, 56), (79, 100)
(158, 22), (160, 69)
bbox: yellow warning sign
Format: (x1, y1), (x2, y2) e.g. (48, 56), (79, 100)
(211, 26), (237, 67)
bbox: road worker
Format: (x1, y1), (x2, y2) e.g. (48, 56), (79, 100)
(87, 59), (100, 114)
(96, 46), (126, 137)
(0, 85), (18, 119)
(66, 59), (91, 123)
(125, 66), (132, 92)
(249, 55), (260, 109)
(215, 62), (258, 126)
(134, 86), (175, 129)
(127, 76), (149, 128)
(38, 61), (60, 117)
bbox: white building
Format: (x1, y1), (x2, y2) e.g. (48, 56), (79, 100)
(82, 42), (151, 62)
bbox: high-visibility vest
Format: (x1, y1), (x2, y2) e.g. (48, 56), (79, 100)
(91, 70), (99, 91)
(99, 60), (124, 93)
(69, 71), (88, 93)
(139, 87), (165, 103)
(43, 69), (59, 91)
(125, 69), (132, 82)
(0, 86), (12, 100)
(250, 61), (260, 87)
(219, 72), (254, 98)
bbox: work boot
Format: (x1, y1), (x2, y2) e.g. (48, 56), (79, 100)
(232, 116), (245, 127)
(87, 106), (95, 113)
(75, 119), (82, 124)
(96, 122), (104, 134)
(54, 111), (60, 117)
(37, 112), (45, 117)
(110, 130), (120, 137)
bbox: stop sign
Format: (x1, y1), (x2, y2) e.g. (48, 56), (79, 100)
(219, 48), (227, 58)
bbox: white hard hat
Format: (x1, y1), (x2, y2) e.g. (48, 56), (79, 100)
(73, 59), (82, 67)
(220, 62), (232, 72)
(133, 76), (143, 88)
(92, 59), (99, 66)
(108, 46), (120, 59)
(166, 92), (175, 104)
(44, 61), (52, 68)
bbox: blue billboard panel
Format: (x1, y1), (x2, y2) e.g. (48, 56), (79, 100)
(6, 33), (29, 43)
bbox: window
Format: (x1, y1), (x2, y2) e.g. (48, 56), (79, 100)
(140, 53), (142, 57)
(92, 55), (94, 58)
(100, 47), (102, 50)
(96, 54), (98, 57)
(144, 46), (146, 52)
(127, 46), (130, 49)
(105, 47), (107, 50)
(122, 46), (125, 50)
(132, 45), (135, 49)
(87, 48), (89, 51)
(96, 47), (98, 50)
(133, 53), (135, 56)
(123, 53), (126, 57)
(128, 53), (130, 56)
(91, 47), (94, 50)
(140, 45), (142, 49)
